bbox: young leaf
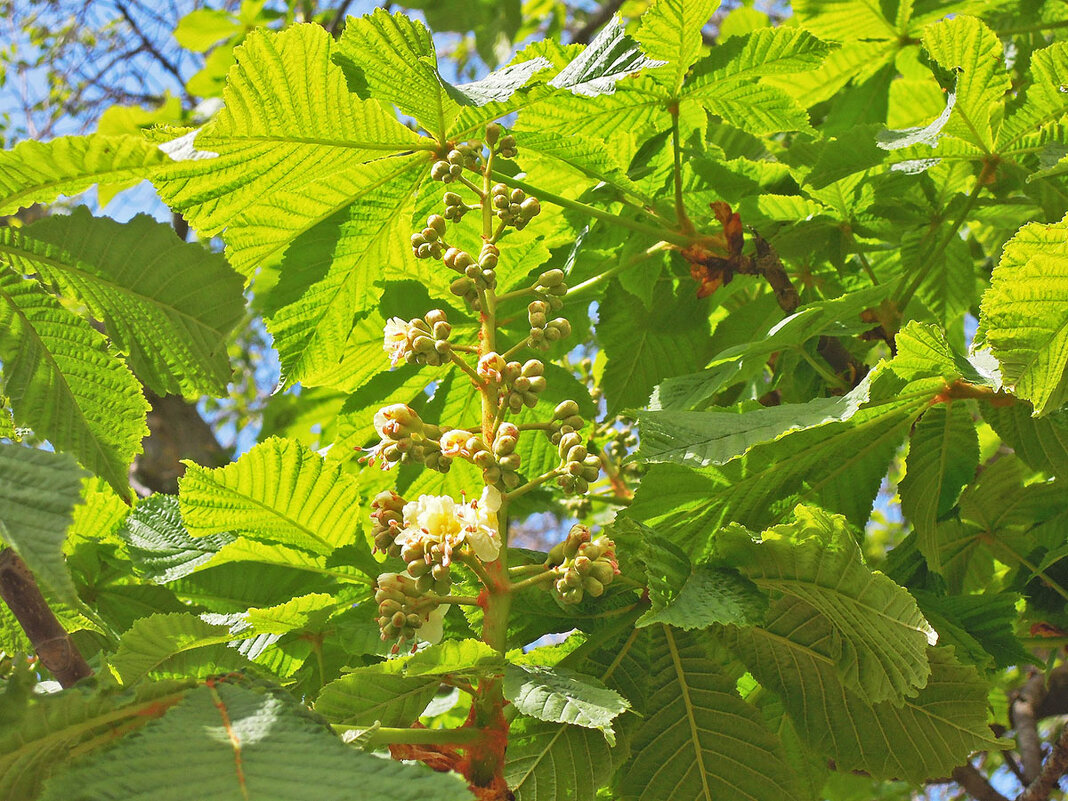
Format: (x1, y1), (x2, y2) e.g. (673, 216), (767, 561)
(503, 664), (629, 744)
(40, 682), (473, 801)
(179, 437), (366, 559)
(622, 626), (803, 801)
(635, 0), (719, 94)
(0, 208), (244, 396)
(0, 134), (165, 216)
(979, 214), (1068, 415)
(0, 444), (87, 604)
(717, 506), (936, 704)
(0, 269), (148, 494)
(550, 16), (666, 97)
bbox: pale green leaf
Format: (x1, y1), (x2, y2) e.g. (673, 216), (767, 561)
(0, 270), (148, 494)
(179, 437), (365, 558)
(243, 593), (339, 636)
(877, 87), (956, 149)
(635, 0), (719, 93)
(172, 9), (239, 52)
(728, 602), (1002, 782)
(0, 135), (165, 216)
(698, 81), (813, 135)
(899, 403), (979, 571)
(921, 16), (1009, 150)
(0, 444), (86, 603)
(688, 27), (834, 86)
(41, 682), (473, 801)
(551, 16), (667, 97)
(982, 402), (1068, 479)
(154, 23), (426, 275)
(978, 214), (1068, 415)
(0, 208), (244, 396)
(718, 506), (936, 704)
(504, 664), (629, 744)
(110, 613), (254, 685)
(405, 638), (504, 677)
(1000, 42), (1068, 147)
(622, 626), (803, 801)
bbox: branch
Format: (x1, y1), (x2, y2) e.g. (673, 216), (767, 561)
(114, 2), (190, 101)
(1012, 671), (1048, 783)
(570, 0), (626, 44)
(1019, 723), (1068, 801)
(0, 549), (92, 688)
(952, 764), (1010, 801)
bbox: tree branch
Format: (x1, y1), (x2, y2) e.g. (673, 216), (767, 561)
(1012, 671), (1048, 783)
(952, 763), (1010, 801)
(1019, 723), (1068, 801)
(0, 549), (92, 688)
(571, 0), (626, 44)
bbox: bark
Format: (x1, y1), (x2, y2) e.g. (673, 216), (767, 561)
(130, 390), (229, 495)
(0, 549), (92, 687)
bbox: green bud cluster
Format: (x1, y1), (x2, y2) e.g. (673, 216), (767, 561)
(395, 310), (453, 367)
(527, 299), (571, 351)
(370, 489), (406, 557)
(442, 190), (470, 222)
(534, 268), (568, 305)
(443, 426), (522, 489)
(446, 244), (497, 311)
(545, 525), (617, 604)
(490, 183), (540, 230)
(410, 215), (447, 260)
(401, 539), (454, 596)
(497, 133), (518, 159)
(374, 572), (437, 650)
(500, 358), (546, 413)
(372, 407), (451, 473)
(555, 429), (600, 495)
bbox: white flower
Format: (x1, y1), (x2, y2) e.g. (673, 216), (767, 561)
(477, 352), (505, 383)
(374, 404), (421, 439)
(383, 317), (410, 366)
(439, 429), (470, 458)
(397, 491), (502, 564)
(419, 604), (449, 645)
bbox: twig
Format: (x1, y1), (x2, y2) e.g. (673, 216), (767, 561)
(1012, 671), (1048, 783)
(951, 764), (1009, 801)
(1019, 723), (1068, 801)
(0, 549), (92, 688)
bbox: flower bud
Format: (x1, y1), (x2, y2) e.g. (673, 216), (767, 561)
(554, 400), (579, 419)
(485, 122), (502, 146)
(521, 359), (544, 377)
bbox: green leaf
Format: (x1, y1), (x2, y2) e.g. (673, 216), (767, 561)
(979, 214), (1068, 415)
(0, 269), (148, 494)
(689, 26), (834, 86)
(243, 593), (339, 636)
(638, 560), (768, 631)
(999, 42), (1068, 147)
(717, 506), (936, 704)
(636, 378), (871, 467)
(154, 23), (426, 275)
(117, 494), (235, 584)
(728, 602), (1002, 782)
(335, 10), (458, 137)
(0, 135), (166, 216)
(504, 664), (629, 744)
(697, 82), (814, 135)
(0, 208), (244, 396)
(0, 444), (87, 603)
(179, 437), (366, 559)
(622, 626), (803, 801)
(41, 682), (473, 801)
(635, 0), (719, 94)
(405, 638), (504, 677)
(877, 88), (956, 150)
(110, 613), (254, 685)
(551, 16), (667, 97)
(446, 58), (553, 106)
(921, 16), (1009, 151)
(316, 667), (439, 727)
(599, 280), (711, 415)
(172, 9), (239, 52)
(505, 718), (614, 801)
(0, 668), (193, 800)
(982, 402), (1068, 479)
(899, 402), (979, 570)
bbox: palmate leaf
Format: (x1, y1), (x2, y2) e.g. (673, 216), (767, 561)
(982, 402), (1068, 479)
(179, 437), (367, 561)
(0, 668), (194, 801)
(999, 42), (1068, 147)
(921, 16), (1009, 151)
(979, 214), (1068, 415)
(690, 27), (834, 85)
(717, 506), (936, 704)
(622, 626), (803, 801)
(0, 444), (86, 604)
(634, 0), (719, 94)
(0, 208), (243, 396)
(727, 600), (1002, 783)
(110, 613), (255, 685)
(0, 270), (148, 494)
(899, 402), (979, 563)
(40, 682), (473, 801)
(0, 134), (165, 216)
(153, 23), (427, 277)
(503, 664), (629, 745)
